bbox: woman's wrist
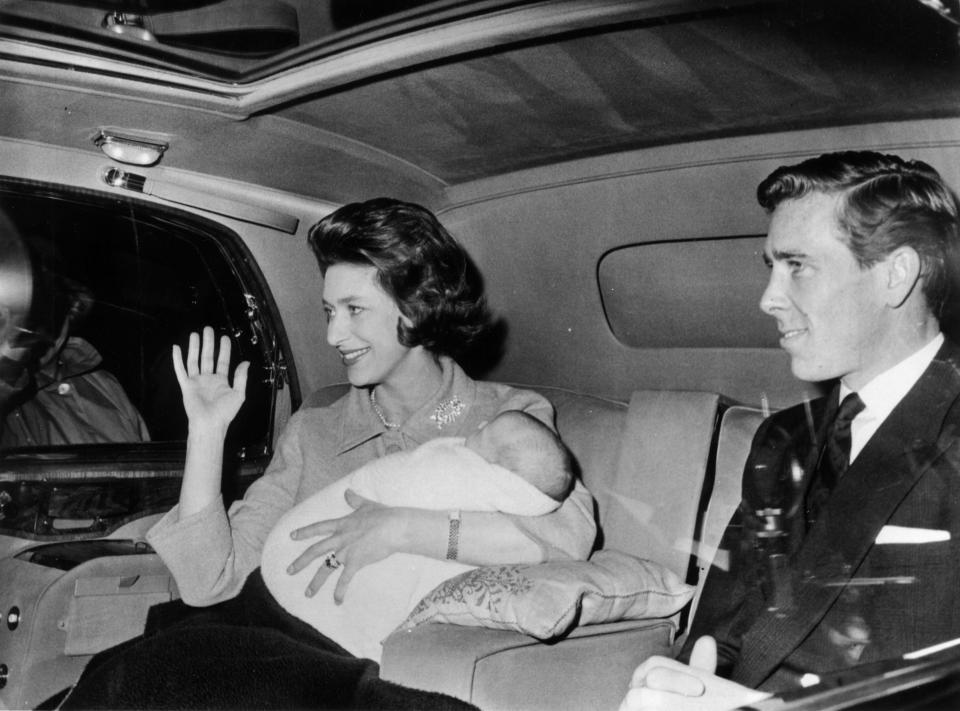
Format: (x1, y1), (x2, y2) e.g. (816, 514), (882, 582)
(400, 508), (448, 560)
(186, 419), (230, 444)
(180, 420), (229, 519)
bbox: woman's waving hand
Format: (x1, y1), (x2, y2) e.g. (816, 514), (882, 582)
(173, 326), (249, 518)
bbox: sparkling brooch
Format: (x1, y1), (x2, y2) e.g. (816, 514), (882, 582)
(430, 397), (464, 430)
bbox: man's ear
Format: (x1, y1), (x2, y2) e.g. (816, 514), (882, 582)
(884, 246), (922, 308)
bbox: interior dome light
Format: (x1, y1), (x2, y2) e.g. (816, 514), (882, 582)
(94, 131), (168, 166)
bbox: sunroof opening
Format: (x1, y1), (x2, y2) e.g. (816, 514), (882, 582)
(0, 0), (465, 80)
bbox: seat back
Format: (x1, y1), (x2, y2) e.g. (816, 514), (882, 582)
(526, 385), (627, 499)
(596, 390), (721, 579)
(685, 404), (766, 627)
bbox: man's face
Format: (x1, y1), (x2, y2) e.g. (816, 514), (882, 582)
(760, 191), (893, 391)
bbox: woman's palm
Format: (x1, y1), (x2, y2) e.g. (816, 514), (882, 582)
(173, 327), (249, 430)
(181, 370), (246, 425)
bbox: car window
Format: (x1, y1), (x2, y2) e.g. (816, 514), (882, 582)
(0, 179), (286, 538)
(599, 236), (774, 348)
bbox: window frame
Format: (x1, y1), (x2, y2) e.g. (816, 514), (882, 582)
(0, 176), (299, 540)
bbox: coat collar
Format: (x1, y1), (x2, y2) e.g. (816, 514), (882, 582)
(333, 355), (478, 454)
(738, 338), (960, 687)
(35, 337), (103, 389)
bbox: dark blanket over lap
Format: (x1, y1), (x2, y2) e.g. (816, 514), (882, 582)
(60, 569), (477, 711)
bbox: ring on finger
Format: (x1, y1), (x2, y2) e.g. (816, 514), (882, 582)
(324, 552), (342, 569)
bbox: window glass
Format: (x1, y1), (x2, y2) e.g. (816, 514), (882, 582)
(598, 236), (776, 349)
(0, 181), (282, 537)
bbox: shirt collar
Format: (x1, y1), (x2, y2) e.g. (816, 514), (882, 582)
(336, 355), (478, 453)
(841, 332), (944, 424)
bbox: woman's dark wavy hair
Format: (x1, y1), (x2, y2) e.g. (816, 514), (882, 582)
(307, 197), (492, 359)
(757, 151), (960, 318)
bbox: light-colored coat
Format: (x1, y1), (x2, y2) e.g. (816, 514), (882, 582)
(147, 356), (596, 606)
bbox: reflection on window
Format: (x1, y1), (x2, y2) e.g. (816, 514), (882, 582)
(0, 182), (280, 537)
(0, 184), (273, 452)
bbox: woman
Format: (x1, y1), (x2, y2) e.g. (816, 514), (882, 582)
(62, 198), (595, 709)
(152, 196), (595, 603)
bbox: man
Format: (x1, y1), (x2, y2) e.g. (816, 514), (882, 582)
(0, 278), (150, 448)
(622, 151), (960, 710)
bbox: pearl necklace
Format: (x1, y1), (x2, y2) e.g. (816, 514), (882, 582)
(369, 388), (400, 430)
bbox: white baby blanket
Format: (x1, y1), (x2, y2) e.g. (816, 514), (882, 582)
(260, 436), (559, 661)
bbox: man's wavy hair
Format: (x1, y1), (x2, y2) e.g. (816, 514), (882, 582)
(307, 197), (492, 360)
(757, 151), (960, 319)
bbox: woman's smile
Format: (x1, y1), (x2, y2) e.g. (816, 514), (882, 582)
(339, 346), (370, 367)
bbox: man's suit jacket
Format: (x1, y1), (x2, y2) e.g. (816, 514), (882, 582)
(685, 339), (960, 692)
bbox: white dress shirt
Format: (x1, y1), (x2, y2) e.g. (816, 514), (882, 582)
(841, 332), (944, 463)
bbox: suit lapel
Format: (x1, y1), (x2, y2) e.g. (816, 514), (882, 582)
(737, 342), (960, 688)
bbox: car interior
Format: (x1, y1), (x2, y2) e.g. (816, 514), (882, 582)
(2, 0), (960, 709)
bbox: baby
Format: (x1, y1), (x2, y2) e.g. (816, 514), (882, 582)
(260, 409), (573, 661)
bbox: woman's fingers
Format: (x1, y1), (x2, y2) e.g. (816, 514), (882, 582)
(185, 331), (200, 376)
(333, 561), (357, 604)
(216, 334), (232, 374)
(172, 344), (187, 387)
(171, 327), (248, 428)
(291, 519), (339, 542)
(184, 328), (219, 376)
(232, 360), (250, 395)
(286, 535), (343, 597)
(287, 534), (340, 575)
(285, 511), (365, 601)
(305, 561), (335, 597)
(200, 326), (216, 373)
(174, 327), (248, 387)
(343, 488), (378, 510)
(286, 505), (404, 602)
(290, 537), (363, 603)
(287, 513), (358, 599)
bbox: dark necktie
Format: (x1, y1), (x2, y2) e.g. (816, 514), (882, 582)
(806, 392), (865, 526)
(826, 392), (866, 480)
